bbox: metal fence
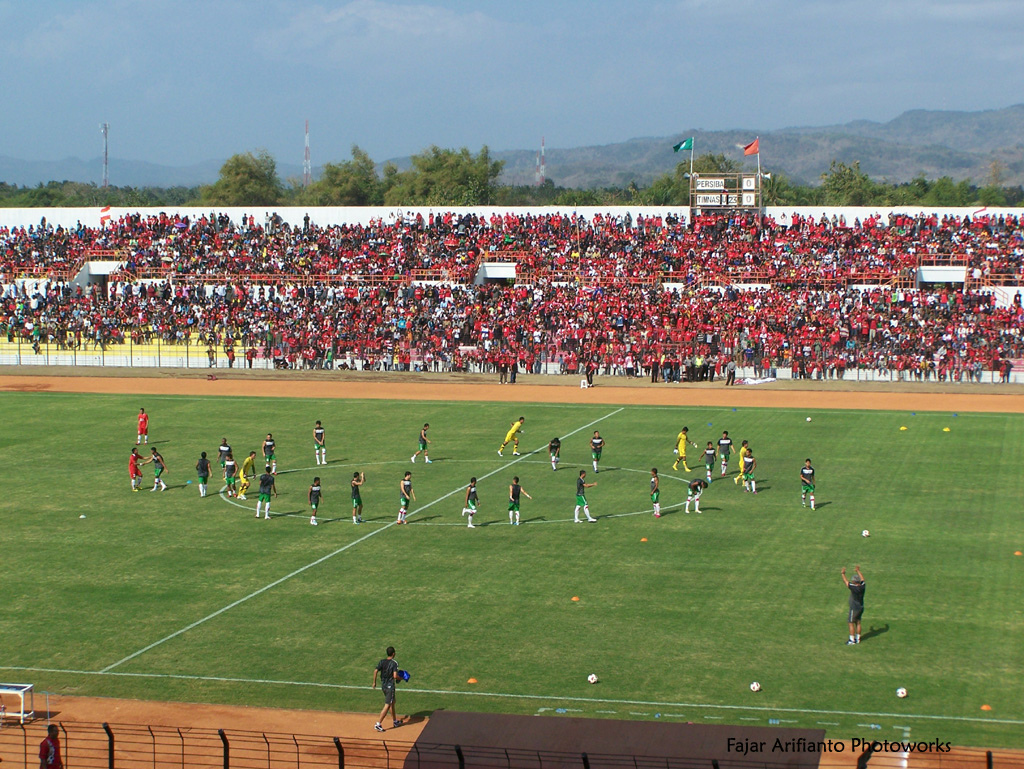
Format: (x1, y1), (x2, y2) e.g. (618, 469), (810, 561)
(1, 337), (1021, 384)
(3, 721), (1024, 769)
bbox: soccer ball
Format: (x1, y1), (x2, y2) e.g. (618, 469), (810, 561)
(896, 687), (908, 698)
(587, 673), (598, 684)
(750, 681), (761, 692)
(806, 417), (812, 422)
(862, 530), (870, 537)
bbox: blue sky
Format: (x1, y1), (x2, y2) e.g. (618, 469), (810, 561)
(2, 0), (1021, 166)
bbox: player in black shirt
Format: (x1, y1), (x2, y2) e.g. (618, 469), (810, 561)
(351, 471), (365, 524)
(548, 437), (561, 471)
(800, 459), (816, 510)
(703, 442), (716, 483)
(397, 472), (414, 524)
(308, 477), (322, 526)
(372, 646), (401, 732)
(574, 470), (597, 523)
(590, 431), (605, 473)
(461, 477), (479, 528)
(314, 420), (326, 466)
(217, 438), (231, 468)
(717, 431), (733, 477)
(508, 476), (533, 525)
(195, 452), (211, 498)
(256, 465), (278, 520)
(841, 565), (866, 644)
(685, 478), (708, 514)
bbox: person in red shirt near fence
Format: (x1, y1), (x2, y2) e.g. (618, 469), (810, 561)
(40, 724), (63, 769)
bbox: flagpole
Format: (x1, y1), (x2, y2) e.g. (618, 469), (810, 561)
(756, 136), (761, 177)
(689, 137), (694, 178)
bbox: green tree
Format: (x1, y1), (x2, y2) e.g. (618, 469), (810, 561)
(978, 185), (1008, 207)
(922, 176), (972, 207)
(819, 160), (877, 205)
(200, 150), (283, 206)
(553, 189), (602, 206)
(760, 172), (798, 205)
(302, 146), (382, 206)
(691, 153), (742, 175)
(383, 146), (504, 205)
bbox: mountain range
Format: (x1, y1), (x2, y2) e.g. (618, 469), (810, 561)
(3, 104), (1023, 190)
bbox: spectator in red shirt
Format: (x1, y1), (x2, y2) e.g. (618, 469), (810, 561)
(40, 724), (62, 769)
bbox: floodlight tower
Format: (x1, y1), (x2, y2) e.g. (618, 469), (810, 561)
(303, 119), (312, 187)
(101, 122), (110, 187)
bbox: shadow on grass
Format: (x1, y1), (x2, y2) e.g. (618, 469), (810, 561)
(860, 623), (889, 642)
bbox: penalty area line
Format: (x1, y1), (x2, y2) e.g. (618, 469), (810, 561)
(98, 407), (624, 673)
(3, 665), (1022, 728)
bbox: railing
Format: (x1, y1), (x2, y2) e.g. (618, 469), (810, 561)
(917, 254), (970, 267)
(110, 271), (414, 286)
(4, 720), (1024, 769)
(83, 249), (123, 260)
(972, 273), (1024, 287)
(52, 251), (1024, 291)
(9, 260), (82, 281)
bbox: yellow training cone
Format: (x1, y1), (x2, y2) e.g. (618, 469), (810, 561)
(899, 426), (908, 431)
(943, 427), (951, 432)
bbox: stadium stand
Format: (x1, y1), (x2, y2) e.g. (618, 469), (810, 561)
(1, 209), (1021, 381)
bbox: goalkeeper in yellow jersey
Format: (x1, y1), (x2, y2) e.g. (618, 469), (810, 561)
(672, 426), (697, 472)
(238, 451), (257, 500)
(734, 440), (750, 485)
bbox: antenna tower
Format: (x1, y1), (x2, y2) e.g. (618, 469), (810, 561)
(101, 122), (110, 187)
(536, 136), (546, 186)
(303, 120), (312, 187)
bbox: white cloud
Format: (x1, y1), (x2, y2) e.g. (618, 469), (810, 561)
(259, 0), (503, 62)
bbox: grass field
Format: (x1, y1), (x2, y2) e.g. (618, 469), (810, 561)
(1, 390), (1022, 748)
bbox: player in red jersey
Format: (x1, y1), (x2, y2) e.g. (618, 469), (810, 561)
(129, 447), (143, 492)
(137, 408), (149, 445)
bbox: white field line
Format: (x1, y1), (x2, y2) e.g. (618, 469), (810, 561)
(100, 408), (624, 672)
(4, 666), (1022, 729)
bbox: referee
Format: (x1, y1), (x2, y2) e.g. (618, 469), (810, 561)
(841, 565), (866, 645)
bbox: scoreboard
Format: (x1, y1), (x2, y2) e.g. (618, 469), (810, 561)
(689, 174), (761, 213)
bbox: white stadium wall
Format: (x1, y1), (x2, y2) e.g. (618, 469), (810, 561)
(3, 205), (1023, 231)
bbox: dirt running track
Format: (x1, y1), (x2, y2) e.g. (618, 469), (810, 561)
(2, 368), (1022, 763)
(2, 369), (1024, 412)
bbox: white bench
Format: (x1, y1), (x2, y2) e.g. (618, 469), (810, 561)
(0, 683), (34, 723)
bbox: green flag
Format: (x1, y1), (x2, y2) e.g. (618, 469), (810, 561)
(673, 137), (693, 152)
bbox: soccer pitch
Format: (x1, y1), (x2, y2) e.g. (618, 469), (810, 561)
(1, 390), (1022, 748)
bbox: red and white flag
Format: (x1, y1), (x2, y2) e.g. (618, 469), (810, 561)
(99, 205), (111, 226)
(743, 138), (760, 156)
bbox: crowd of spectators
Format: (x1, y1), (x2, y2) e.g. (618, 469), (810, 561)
(1, 209), (1022, 381)
(3, 274), (1020, 382)
(4, 209), (1023, 286)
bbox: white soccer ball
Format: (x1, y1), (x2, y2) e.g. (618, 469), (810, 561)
(896, 687), (908, 699)
(806, 417), (812, 422)
(862, 530), (870, 537)
(587, 673), (598, 684)
(750, 681), (761, 692)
